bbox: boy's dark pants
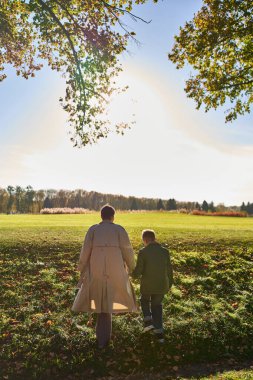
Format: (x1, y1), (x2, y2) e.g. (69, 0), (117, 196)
(140, 294), (164, 332)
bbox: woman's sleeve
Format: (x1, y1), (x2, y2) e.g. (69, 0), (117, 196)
(131, 251), (144, 278)
(119, 227), (135, 273)
(167, 253), (174, 288)
(77, 226), (95, 272)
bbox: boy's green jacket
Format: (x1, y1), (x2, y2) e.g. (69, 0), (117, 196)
(132, 242), (173, 294)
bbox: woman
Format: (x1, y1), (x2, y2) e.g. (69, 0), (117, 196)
(72, 204), (137, 348)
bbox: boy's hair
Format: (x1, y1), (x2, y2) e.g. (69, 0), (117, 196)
(101, 204), (115, 220)
(142, 229), (156, 241)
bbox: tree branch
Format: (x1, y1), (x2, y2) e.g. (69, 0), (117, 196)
(102, 1), (151, 24)
(37, 0), (85, 95)
(102, 3), (139, 44)
(52, 0), (86, 39)
(209, 79), (253, 91)
(220, 79), (253, 90)
(37, 0), (106, 102)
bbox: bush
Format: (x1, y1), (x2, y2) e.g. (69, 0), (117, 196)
(40, 208), (92, 214)
(191, 210), (247, 217)
(178, 208), (188, 214)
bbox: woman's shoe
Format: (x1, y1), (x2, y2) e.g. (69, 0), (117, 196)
(97, 339), (111, 349)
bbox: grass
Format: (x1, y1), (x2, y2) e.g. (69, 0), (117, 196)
(197, 369), (253, 379)
(1, 212), (253, 379)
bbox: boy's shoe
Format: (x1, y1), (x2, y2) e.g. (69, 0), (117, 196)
(143, 320), (154, 333)
(154, 332), (165, 343)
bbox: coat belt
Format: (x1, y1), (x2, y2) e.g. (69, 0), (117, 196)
(93, 245), (120, 248)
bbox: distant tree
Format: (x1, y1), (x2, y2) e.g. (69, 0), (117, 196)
(216, 203), (226, 212)
(194, 202), (201, 210)
(6, 185), (15, 213)
(45, 189), (57, 207)
(25, 186), (35, 213)
(74, 190), (83, 208)
(229, 205), (240, 212)
(66, 191), (76, 208)
(201, 200), (209, 212)
(157, 199), (165, 210)
(209, 201), (216, 212)
(177, 201), (196, 211)
(186, 201), (194, 211)
(0, 188), (8, 213)
(43, 196), (52, 209)
(15, 186), (26, 213)
(166, 198), (177, 210)
(58, 190), (68, 208)
(130, 198), (138, 211)
(240, 202), (246, 212)
(90, 191), (100, 210)
(35, 190), (45, 212)
(246, 202), (253, 215)
(169, 0), (253, 123)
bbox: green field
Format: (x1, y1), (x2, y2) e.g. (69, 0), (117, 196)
(1, 213), (253, 379)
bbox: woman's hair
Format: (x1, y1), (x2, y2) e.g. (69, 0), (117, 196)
(142, 229), (156, 241)
(101, 204), (115, 220)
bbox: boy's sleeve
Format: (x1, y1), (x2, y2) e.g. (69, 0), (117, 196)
(167, 252), (173, 288)
(131, 250), (144, 278)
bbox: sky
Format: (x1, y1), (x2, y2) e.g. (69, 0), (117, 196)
(0, 0), (253, 206)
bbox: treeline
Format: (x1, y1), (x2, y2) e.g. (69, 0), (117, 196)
(241, 202), (253, 215)
(0, 185), (252, 215)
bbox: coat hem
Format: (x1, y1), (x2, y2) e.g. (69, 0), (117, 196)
(71, 308), (139, 314)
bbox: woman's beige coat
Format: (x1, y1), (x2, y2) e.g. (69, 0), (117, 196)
(72, 221), (138, 314)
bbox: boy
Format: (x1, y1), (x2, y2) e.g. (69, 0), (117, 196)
(132, 230), (173, 343)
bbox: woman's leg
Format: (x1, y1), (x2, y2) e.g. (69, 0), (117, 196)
(96, 313), (112, 348)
